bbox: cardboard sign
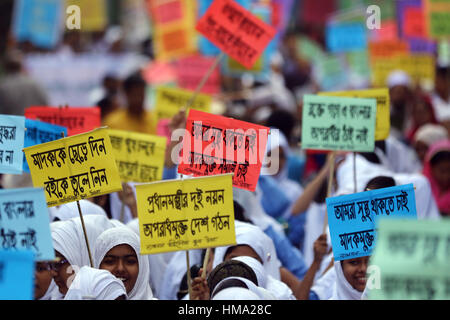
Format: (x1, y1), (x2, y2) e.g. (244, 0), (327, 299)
(326, 184), (417, 261)
(0, 250), (34, 300)
(424, 0), (450, 38)
(319, 88), (390, 141)
(154, 86), (212, 121)
(24, 127), (122, 207)
(0, 187), (54, 261)
(369, 219), (450, 300)
(177, 109), (269, 192)
(196, 0), (276, 69)
(0, 115), (25, 175)
(25, 106), (101, 136)
(23, 119), (67, 173)
(326, 21), (367, 53)
(136, 174), (236, 254)
(301, 94), (376, 152)
(108, 129), (167, 183)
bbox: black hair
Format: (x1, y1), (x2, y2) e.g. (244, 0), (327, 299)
(430, 150), (450, 167)
(210, 278), (248, 298)
(207, 259), (258, 294)
(265, 109), (296, 141)
(364, 176), (396, 191)
(177, 264), (202, 300)
(122, 72), (146, 92)
(233, 200), (252, 224)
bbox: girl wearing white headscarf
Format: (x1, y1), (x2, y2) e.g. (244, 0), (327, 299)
(329, 257), (369, 300)
(94, 226), (154, 300)
(64, 266), (127, 300)
(212, 221), (295, 300)
(126, 218), (174, 299)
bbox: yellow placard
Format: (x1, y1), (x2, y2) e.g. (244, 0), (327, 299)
(108, 129), (167, 183)
(136, 174), (236, 255)
(371, 54), (435, 88)
(66, 0), (107, 32)
(154, 86), (212, 121)
(319, 88), (390, 141)
(24, 127), (122, 207)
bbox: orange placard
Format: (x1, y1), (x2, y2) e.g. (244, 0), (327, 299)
(177, 109), (269, 192)
(25, 106), (101, 136)
(196, 0), (276, 69)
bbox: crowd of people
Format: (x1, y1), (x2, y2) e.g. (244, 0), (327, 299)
(0, 1), (449, 301)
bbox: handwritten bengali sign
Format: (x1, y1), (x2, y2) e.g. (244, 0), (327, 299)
(154, 86), (212, 121)
(319, 88), (390, 141)
(23, 119), (67, 173)
(0, 187), (54, 261)
(196, 0), (276, 69)
(301, 94), (376, 152)
(24, 127), (122, 207)
(178, 109), (269, 192)
(136, 174), (236, 254)
(108, 129), (167, 183)
(0, 115), (25, 175)
(0, 250), (34, 300)
(25, 106), (101, 136)
(369, 218), (450, 300)
(326, 184), (417, 261)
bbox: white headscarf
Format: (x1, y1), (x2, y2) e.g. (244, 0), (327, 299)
(413, 124), (448, 146)
(49, 199), (108, 222)
(211, 276), (275, 300)
(329, 261), (364, 300)
(51, 215), (118, 268)
(93, 227), (154, 300)
(232, 256), (267, 288)
(213, 221), (281, 281)
(126, 218), (174, 299)
(212, 286), (262, 300)
(310, 264), (336, 300)
(64, 266), (127, 300)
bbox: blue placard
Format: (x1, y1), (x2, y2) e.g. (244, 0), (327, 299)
(326, 184), (417, 261)
(0, 250), (34, 300)
(0, 115), (25, 175)
(23, 119), (67, 173)
(0, 187), (55, 261)
(12, 0), (63, 49)
(326, 21), (367, 53)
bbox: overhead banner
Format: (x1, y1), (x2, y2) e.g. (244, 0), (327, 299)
(136, 174), (236, 254)
(24, 127), (122, 207)
(108, 129), (167, 183)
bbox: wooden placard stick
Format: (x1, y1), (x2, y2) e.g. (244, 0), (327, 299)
(322, 151), (336, 234)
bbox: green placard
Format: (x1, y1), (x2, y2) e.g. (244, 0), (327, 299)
(301, 94), (376, 152)
(369, 218), (450, 300)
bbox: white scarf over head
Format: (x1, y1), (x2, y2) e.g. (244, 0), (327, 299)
(64, 266), (127, 300)
(212, 220), (281, 281)
(93, 227), (154, 300)
(49, 199), (107, 222)
(51, 215), (118, 268)
(211, 276), (275, 300)
(329, 261), (364, 300)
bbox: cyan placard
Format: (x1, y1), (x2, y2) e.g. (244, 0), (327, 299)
(0, 115), (25, 174)
(0, 250), (34, 300)
(326, 184), (417, 261)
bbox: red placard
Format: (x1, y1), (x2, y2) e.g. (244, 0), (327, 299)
(174, 55), (221, 94)
(25, 106), (101, 136)
(195, 0), (276, 69)
(177, 109), (269, 192)
(403, 7), (426, 38)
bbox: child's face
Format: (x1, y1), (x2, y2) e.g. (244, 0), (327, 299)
(34, 262), (53, 299)
(341, 256), (369, 292)
(431, 158), (450, 190)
